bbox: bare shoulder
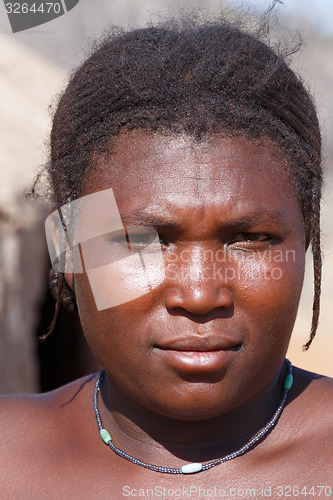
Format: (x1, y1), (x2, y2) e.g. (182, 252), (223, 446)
(0, 374), (97, 498)
(292, 366), (333, 402)
(255, 368), (333, 483)
(286, 367), (333, 447)
(0, 374), (96, 434)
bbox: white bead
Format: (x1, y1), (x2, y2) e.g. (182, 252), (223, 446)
(181, 462), (203, 474)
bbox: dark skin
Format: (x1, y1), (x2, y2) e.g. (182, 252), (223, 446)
(0, 131), (332, 499)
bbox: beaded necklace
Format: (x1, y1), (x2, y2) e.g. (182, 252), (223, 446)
(93, 359), (293, 474)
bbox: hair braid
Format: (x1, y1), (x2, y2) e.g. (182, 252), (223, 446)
(40, 270), (64, 341)
(304, 186), (322, 350)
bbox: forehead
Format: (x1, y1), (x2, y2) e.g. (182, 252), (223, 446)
(83, 130), (298, 220)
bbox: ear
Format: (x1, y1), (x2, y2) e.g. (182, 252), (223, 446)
(64, 244), (84, 292)
(45, 208), (82, 291)
(64, 265), (75, 292)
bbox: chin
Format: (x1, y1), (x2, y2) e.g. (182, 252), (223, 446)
(144, 384), (244, 421)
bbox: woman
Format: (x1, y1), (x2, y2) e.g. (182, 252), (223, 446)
(0, 17), (332, 498)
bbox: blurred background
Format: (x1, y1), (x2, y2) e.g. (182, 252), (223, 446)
(0, 0), (332, 394)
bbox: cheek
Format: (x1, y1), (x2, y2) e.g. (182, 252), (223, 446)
(75, 272), (152, 365)
(79, 239), (165, 311)
(236, 249), (305, 335)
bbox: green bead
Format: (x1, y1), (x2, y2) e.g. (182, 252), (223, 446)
(284, 373), (293, 390)
(100, 428), (112, 444)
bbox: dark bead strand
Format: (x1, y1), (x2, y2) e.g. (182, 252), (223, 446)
(93, 359), (293, 475)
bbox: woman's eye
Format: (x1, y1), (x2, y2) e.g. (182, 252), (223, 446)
(107, 227), (168, 251)
(228, 233), (271, 244)
(127, 232), (156, 248)
(125, 226), (169, 252)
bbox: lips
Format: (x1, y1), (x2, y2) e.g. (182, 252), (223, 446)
(154, 335), (241, 374)
(155, 334), (241, 352)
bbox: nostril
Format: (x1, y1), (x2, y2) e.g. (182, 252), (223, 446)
(164, 282), (234, 317)
(166, 306), (234, 322)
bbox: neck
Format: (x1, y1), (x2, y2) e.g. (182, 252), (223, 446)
(98, 362), (288, 465)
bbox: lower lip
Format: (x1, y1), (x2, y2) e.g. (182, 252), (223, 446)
(157, 349), (235, 374)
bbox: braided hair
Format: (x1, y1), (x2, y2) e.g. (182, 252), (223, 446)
(45, 18), (322, 349)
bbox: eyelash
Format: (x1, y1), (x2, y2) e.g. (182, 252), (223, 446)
(158, 234), (169, 246)
(228, 232), (273, 244)
(155, 232), (275, 252)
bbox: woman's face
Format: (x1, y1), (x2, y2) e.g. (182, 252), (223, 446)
(73, 130), (306, 420)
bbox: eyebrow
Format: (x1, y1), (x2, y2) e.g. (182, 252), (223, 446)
(222, 212), (289, 230)
(119, 208), (289, 231)
(121, 213), (181, 230)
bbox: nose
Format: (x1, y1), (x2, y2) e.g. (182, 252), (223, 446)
(164, 244), (234, 316)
